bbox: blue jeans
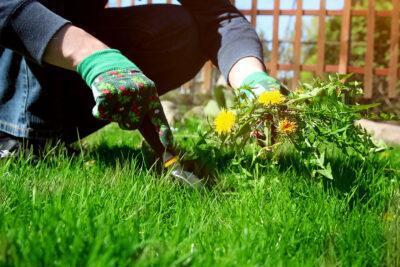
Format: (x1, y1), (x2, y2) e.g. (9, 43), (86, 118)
(0, 5), (207, 142)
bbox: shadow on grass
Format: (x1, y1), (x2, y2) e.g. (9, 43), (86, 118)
(276, 151), (361, 191)
(189, 145), (392, 202)
(185, 145), (362, 190)
(85, 143), (393, 204)
(86, 143), (227, 187)
(90, 145), (362, 183)
(257, 149), (392, 207)
(85, 144), (219, 186)
(86, 144), (154, 170)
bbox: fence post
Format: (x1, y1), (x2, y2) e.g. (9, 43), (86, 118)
(251, 0), (258, 27)
(201, 61), (213, 94)
(292, 0), (303, 89)
(388, 0), (399, 98)
(364, 0), (376, 99)
(317, 0), (326, 76)
(339, 0), (352, 74)
(270, 0), (280, 78)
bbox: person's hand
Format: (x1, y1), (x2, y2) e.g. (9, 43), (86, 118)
(90, 68), (157, 130)
(45, 27), (174, 162)
(228, 57), (289, 96)
(77, 49), (150, 128)
(77, 49), (173, 148)
(241, 71), (289, 99)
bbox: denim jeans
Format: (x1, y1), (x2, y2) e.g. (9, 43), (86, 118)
(0, 4), (207, 142)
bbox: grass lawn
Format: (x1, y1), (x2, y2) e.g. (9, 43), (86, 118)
(0, 119), (399, 266)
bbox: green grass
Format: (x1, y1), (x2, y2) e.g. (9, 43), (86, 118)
(0, 120), (399, 266)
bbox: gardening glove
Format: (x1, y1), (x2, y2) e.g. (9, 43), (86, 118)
(240, 71), (289, 99)
(76, 48), (174, 149)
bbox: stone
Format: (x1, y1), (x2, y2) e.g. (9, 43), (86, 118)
(161, 100), (178, 125)
(356, 119), (400, 146)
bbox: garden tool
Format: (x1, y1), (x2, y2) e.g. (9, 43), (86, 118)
(163, 152), (206, 190)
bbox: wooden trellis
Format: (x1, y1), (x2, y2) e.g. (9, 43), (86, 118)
(109, 0), (400, 99)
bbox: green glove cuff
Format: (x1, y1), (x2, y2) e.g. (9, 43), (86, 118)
(242, 72), (280, 89)
(241, 71), (281, 99)
(76, 49), (140, 87)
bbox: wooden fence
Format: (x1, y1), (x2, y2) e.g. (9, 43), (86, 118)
(110, 0), (400, 99)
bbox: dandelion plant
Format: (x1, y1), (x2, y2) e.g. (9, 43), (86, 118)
(208, 74), (389, 179)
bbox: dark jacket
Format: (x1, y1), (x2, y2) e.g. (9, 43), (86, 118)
(0, 0), (262, 77)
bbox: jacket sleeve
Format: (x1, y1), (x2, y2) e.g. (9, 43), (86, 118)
(0, 0), (70, 64)
(178, 0), (264, 80)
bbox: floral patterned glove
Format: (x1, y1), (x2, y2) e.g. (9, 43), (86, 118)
(90, 69), (151, 128)
(77, 49), (173, 149)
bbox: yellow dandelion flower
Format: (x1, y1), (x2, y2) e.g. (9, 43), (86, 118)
(277, 118), (297, 134)
(214, 109), (236, 135)
(258, 90), (285, 106)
